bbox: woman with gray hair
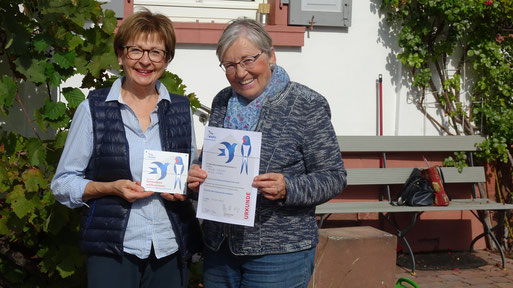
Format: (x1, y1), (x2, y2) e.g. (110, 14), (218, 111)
(188, 18), (347, 288)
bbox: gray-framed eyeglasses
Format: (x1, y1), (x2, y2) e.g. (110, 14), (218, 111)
(220, 51), (263, 74)
(123, 45), (167, 63)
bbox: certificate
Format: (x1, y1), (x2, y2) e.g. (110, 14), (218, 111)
(141, 150), (189, 194)
(196, 126), (262, 227)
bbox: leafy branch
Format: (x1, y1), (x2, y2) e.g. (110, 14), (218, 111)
(381, 0), (513, 165)
(0, 1), (201, 286)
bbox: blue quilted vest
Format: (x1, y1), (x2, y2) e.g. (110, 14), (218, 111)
(80, 87), (202, 261)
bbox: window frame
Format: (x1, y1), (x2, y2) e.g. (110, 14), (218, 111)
(122, 0), (305, 47)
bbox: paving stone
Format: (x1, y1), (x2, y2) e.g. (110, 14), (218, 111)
(487, 276), (511, 283)
(394, 249), (513, 287)
(438, 274), (464, 281)
(462, 277), (494, 285)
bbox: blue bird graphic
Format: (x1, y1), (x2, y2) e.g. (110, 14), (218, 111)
(173, 156), (184, 190)
(149, 161), (170, 180)
(218, 141), (237, 163)
(240, 135), (252, 174)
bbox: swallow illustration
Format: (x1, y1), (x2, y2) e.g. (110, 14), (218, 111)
(173, 156), (184, 190)
(149, 161), (170, 180)
(218, 141), (237, 163)
(240, 135), (252, 174)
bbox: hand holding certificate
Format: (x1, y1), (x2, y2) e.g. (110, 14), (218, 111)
(196, 127), (262, 227)
(141, 150), (189, 194)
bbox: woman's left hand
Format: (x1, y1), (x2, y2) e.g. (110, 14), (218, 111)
(252, 173), (287, 201)
(161, 193), (187, 202)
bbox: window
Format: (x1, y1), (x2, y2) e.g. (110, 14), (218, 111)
(130, 0), (306, 46)
(135, 0), (265, 23)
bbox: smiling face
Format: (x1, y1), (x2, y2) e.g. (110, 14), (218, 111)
(118, 32), (168, 91)
(222, 37), (276, 101)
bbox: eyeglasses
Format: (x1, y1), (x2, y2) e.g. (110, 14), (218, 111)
(123, 45), (167, 63)
(220, 51), (263, 74)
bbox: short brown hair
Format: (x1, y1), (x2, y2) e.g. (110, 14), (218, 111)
(114, 8), (176, 62)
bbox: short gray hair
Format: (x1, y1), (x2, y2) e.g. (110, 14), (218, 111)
(216, 18), (273, 62)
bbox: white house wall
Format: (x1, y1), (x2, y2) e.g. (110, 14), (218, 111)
(57, 0), (454, 147)
(167, 1), (450, 147)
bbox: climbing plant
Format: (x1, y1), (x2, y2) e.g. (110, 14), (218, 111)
(380, 0), (513, 249)
(380, 0), (512, 167)
(0, 0), (199, 286)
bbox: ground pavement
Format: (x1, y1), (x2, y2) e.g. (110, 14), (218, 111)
(395, 249), (513, 287)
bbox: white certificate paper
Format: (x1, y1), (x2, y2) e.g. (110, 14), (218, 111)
(197, 126), (262, 227)
(141, 150), (189, 194)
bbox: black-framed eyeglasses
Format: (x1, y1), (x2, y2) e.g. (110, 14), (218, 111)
(123, 45), (168, 63)
(220, 51), (263, 74)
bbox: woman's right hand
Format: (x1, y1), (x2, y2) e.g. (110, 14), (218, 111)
(83, 180), (154, 203)
(187, 164), (208, 193)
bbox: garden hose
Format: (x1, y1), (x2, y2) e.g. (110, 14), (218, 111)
(395, 277), (420, 288)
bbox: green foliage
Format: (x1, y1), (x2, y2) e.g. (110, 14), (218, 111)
(160, 71), (201, 111)
(381, 0), (513, 165)
(0, 0), (201, 286)
(443, 151), (469, 172)
(0, 130), (85, 287)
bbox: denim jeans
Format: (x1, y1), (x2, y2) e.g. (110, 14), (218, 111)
(203, 243), (315, 288)
(87, 250), (189, 288)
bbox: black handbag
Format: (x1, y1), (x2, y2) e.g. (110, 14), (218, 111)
(395, 168), (434, 206)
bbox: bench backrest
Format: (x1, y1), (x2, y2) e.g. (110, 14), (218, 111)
(337, 136), (485, 186)
(338, 135), (484, 152)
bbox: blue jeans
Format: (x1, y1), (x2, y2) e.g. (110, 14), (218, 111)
(203, 243), (315, 288)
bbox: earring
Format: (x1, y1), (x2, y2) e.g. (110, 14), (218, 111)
(270, 63), (275, 70)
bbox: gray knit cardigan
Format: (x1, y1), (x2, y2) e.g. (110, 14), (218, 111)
(202, 81), (347, 255)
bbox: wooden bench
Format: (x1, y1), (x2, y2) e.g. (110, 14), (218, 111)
(316, 135), (513, 274)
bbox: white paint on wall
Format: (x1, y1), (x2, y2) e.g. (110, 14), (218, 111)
(169, 0), (451, 147)
(58, 0), (455, 148)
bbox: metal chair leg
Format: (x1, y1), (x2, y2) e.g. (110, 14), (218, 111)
(470, 210), (506, 269)
(385, 212), (421, 275)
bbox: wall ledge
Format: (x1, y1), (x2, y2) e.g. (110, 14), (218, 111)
(174, 22), (305, 47)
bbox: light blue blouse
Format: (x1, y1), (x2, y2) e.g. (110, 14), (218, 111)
(51, 78), (199, 259)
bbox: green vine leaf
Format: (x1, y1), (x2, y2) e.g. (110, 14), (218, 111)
(0, 216), (10, 235)
(53, 51), (77, 70)
(88, 52), (118, 78)
(45, 64), (63, 87)
(22, 168), (47, 192)
(67, 35), (84, 50)
(6, 185), (36, 219)
(53, 130), (68, 149)
(27, 138), (46, 167)
(0, 75), (17, 114)
(56, 255), (76, 278)
(101, 9), (118, 34)
(62, 87), (85, 109)
(42, 99), (66, 121)
(13, 57), (48, 84)
(33, 109), (47, 133)
(33, 36), (50, 53)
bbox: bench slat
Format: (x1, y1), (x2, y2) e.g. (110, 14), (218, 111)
(316, 199), (513, 214)
(338, 136), (484, 152)
(346, 167), (485, 185)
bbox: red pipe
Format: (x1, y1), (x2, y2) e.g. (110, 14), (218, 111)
(379, 74), (383, 137)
